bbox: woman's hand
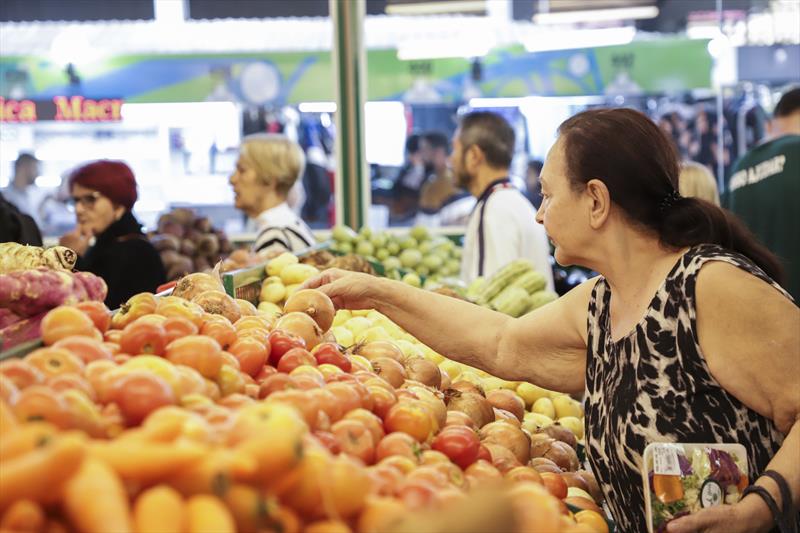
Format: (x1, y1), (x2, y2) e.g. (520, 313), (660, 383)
(666, 495), (773, 533)
(59, 226), (92, 256)
(302, 268), (384, 310)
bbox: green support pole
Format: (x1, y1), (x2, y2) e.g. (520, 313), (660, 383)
(331, 0), (369, 230)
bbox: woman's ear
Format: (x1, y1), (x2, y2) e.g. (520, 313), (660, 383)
(114, 205), (126, 221)
(585, 178), (611, 229)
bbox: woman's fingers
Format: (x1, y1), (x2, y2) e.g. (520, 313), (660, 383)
(301, 268), (347, 290)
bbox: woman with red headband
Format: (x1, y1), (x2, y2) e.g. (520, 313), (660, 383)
(59, 160), (165, 309)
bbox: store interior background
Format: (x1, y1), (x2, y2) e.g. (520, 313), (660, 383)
(1, 0), (798, 244)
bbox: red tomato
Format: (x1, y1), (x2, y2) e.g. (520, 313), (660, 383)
(200, 317), (238, 351)
(12, 385), (72, 428)
(331, 418), (375, 465)
(367, 464), (405, 496)
(75, 301), (111, 333)
(229, 337), (270, 378)
(383, 401), (436, 442)
(0, 359), (46, 390)
(258, 373), (297, 399)
(477, 444), (492, 462)
(366, 385), (397, 420)
(25, 348), (86, 378)
(431, 425), (481, 469)
(119, 321), (167, 356)
(108, 371), (176, 426)
(268, 330), (307, 366)
(375, 431), (421, 463)
(162, 316), (199, 344)
(311, 342), (352, 372)
(265, 389), (320, 427)
(53, 336), (113, 364)
(276, 348), (316, 374)
(324, 382), (362, 415)
(255, 364), (278, 383)
(396, 478), (439, 510)
(165, 335), (223, 379)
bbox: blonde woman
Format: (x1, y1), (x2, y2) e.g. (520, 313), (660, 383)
(229, 134), (316, 254)
(679, 161), (720, 205)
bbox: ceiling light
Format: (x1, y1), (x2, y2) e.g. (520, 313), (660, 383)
(397, 39), (491, 60)
(524, 26), (636, 52)
(386, 1), (486, 16)
(533, 6), (659, 25)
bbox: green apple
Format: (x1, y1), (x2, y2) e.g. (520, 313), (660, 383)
(402, 272), (422, 287)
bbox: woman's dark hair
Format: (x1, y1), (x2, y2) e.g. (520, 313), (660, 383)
(558, 108), (784, 284)
(458, 111), (515, 168)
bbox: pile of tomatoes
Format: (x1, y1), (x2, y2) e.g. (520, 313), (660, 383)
(0, 289), (609, 533)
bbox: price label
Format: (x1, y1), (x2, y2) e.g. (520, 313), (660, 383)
(653, 446), (682, 476)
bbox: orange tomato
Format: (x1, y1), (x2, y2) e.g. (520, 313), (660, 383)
(540, 472), (569, 500)
(174, 365), (208, 398)
(0, 375), (20, 405)
(0, 360), (45, 390)
(165, 335), (223, 379)
(200, 317), (237, 351)
(375, 432), (421, 463)
(12, 385), (72, 428)
(356, 497), (406, 533)
(83, 360), (118, 403)
(119, 321), (168, 356)
(163, 316), (199, 344)
(104, 329), (123, 344)
(74, 301), (111, 333)
(219, 351), (241, 371)
(324, 382), (363, 415)
(46, 374), (96, 401)
(155, 296), (204, 327)
(228, 337), (269, 378)
(110, 292), (157, 329)
(25, 347), (86, 378)
(41, 307), (97, 345)
(53, 336), (113, 364)
(331, 419), (375, 465)
(265, 389), (320, 427)
(383, 401), (436, 442)
(574, 510), (609, 533)
(343, 408), (385, 445)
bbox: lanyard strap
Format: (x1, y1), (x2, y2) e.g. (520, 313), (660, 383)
(476, 178), (512, 277)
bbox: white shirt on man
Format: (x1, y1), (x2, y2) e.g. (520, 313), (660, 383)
(252, 202), (316, 255)
(461, 185), (554, 290)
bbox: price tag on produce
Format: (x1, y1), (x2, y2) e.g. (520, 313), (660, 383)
(652, 445), (682, 476)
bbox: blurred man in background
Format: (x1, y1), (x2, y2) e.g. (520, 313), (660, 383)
(3, 153), (42, 227)
(726, 86), (800, 300)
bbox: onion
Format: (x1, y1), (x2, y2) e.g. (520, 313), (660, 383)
(192, 290), (241, 323)
(483, 443), (521, 473)
(438, 368), (451, 390)
(543, 440), (579, 472)
(173, 272), (223, 301)
(406, 386), (446, 430)
(529, 434), (556, 459)
(403, 358), (441, 389)
(493, 408), (521, 427)
(444, 389), (494, 429)
(275, 312), (324, 349)
(449, 380), (485, 397)
(371, 357), (407, 389)
(529, 457), (562, 474)
(486, 389), (525, 422)
(235, 299), (258, 317)
(539, 423), (577, 450)
(353, 341), (405, 362)
(445, 410), (477, 430)
(283, 289), (335, 333)
(479, 421), (531, 465)
(561, 471), (590, 492)
(577, 469), (604, 503)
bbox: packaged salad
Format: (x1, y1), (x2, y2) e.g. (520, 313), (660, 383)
(642, 443), (749, 533)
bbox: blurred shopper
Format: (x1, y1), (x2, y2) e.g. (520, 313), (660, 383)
(727, 87), (800, 301)
(305, 108), (798, 533)
(451, 111), (553, 287)
(525, 159), (545, 209)
(390, 134), (425, 220)
(0, 192), (43, 245)
(59, 161), (166, 309)
(417, 131), (474, 227)
(230, 134), (316, 255)
(3, 153), (43, 227)
(678, 161), (720, 205)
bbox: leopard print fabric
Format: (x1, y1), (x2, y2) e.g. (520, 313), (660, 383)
(584, 244), (792, 532)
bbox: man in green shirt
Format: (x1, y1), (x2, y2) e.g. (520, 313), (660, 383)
(727, 87), (800, 301)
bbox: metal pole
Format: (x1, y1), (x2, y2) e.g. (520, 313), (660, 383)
(330, 0), (369, 229)
(716, 0), (726, 194)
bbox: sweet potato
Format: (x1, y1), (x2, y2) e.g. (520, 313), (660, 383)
(0, 309), (21, 329)
(0, 269), (104, 317)
(72, 272), (108, 302)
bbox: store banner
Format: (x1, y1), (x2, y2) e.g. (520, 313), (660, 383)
(0, 39), (711, 106)
(0, 95), (123, 122)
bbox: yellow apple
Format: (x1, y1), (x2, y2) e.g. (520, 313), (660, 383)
(532, 397), (556, 419)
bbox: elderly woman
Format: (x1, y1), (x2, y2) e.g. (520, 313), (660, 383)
(306, 109), (799, 532)
(230, 133), (316, 255)
(59, 160), (165, 309)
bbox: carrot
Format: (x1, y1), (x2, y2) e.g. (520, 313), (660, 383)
(0, 421), (58, 462)
(133, 485), (186, 533)
(0, 499), (46, 532)
(0, 400), (17, 436)
(63, 457), (133, 533)
(0, 434), (85, 510)
(167, 448), (257, 497)
(186, 495), (236, 533)
(88, 439), (207, 483)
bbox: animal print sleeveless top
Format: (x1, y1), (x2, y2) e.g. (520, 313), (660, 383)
(584, 244), (791, 532)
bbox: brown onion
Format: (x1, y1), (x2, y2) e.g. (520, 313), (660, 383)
(371, 357), (407, 389)
(438, 368), (451, 390)
(529, 457), (562, 474)
(444, 389), (494, 428)
(403, 358), (441, 389)
(543, 440), (579, 472)
(283, 289), (335, 333)
(483, 443), (522, 473)
(449, 380), (485, 397)
(539, 423), (578, 450)
(275, 312), (324, 349)
(479, 421), (531, 465)
(353, 341), (405, 362)
(493, 408), (521, 427)
(486, 389), (525, 422)
(173, 272), (223, 301)
(561, 471), (590, 492)
(445, 410), (477, 430)
(529, 434), (556, 459)
(577, 469), (604, 503)
(192, 290), (241, 323)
